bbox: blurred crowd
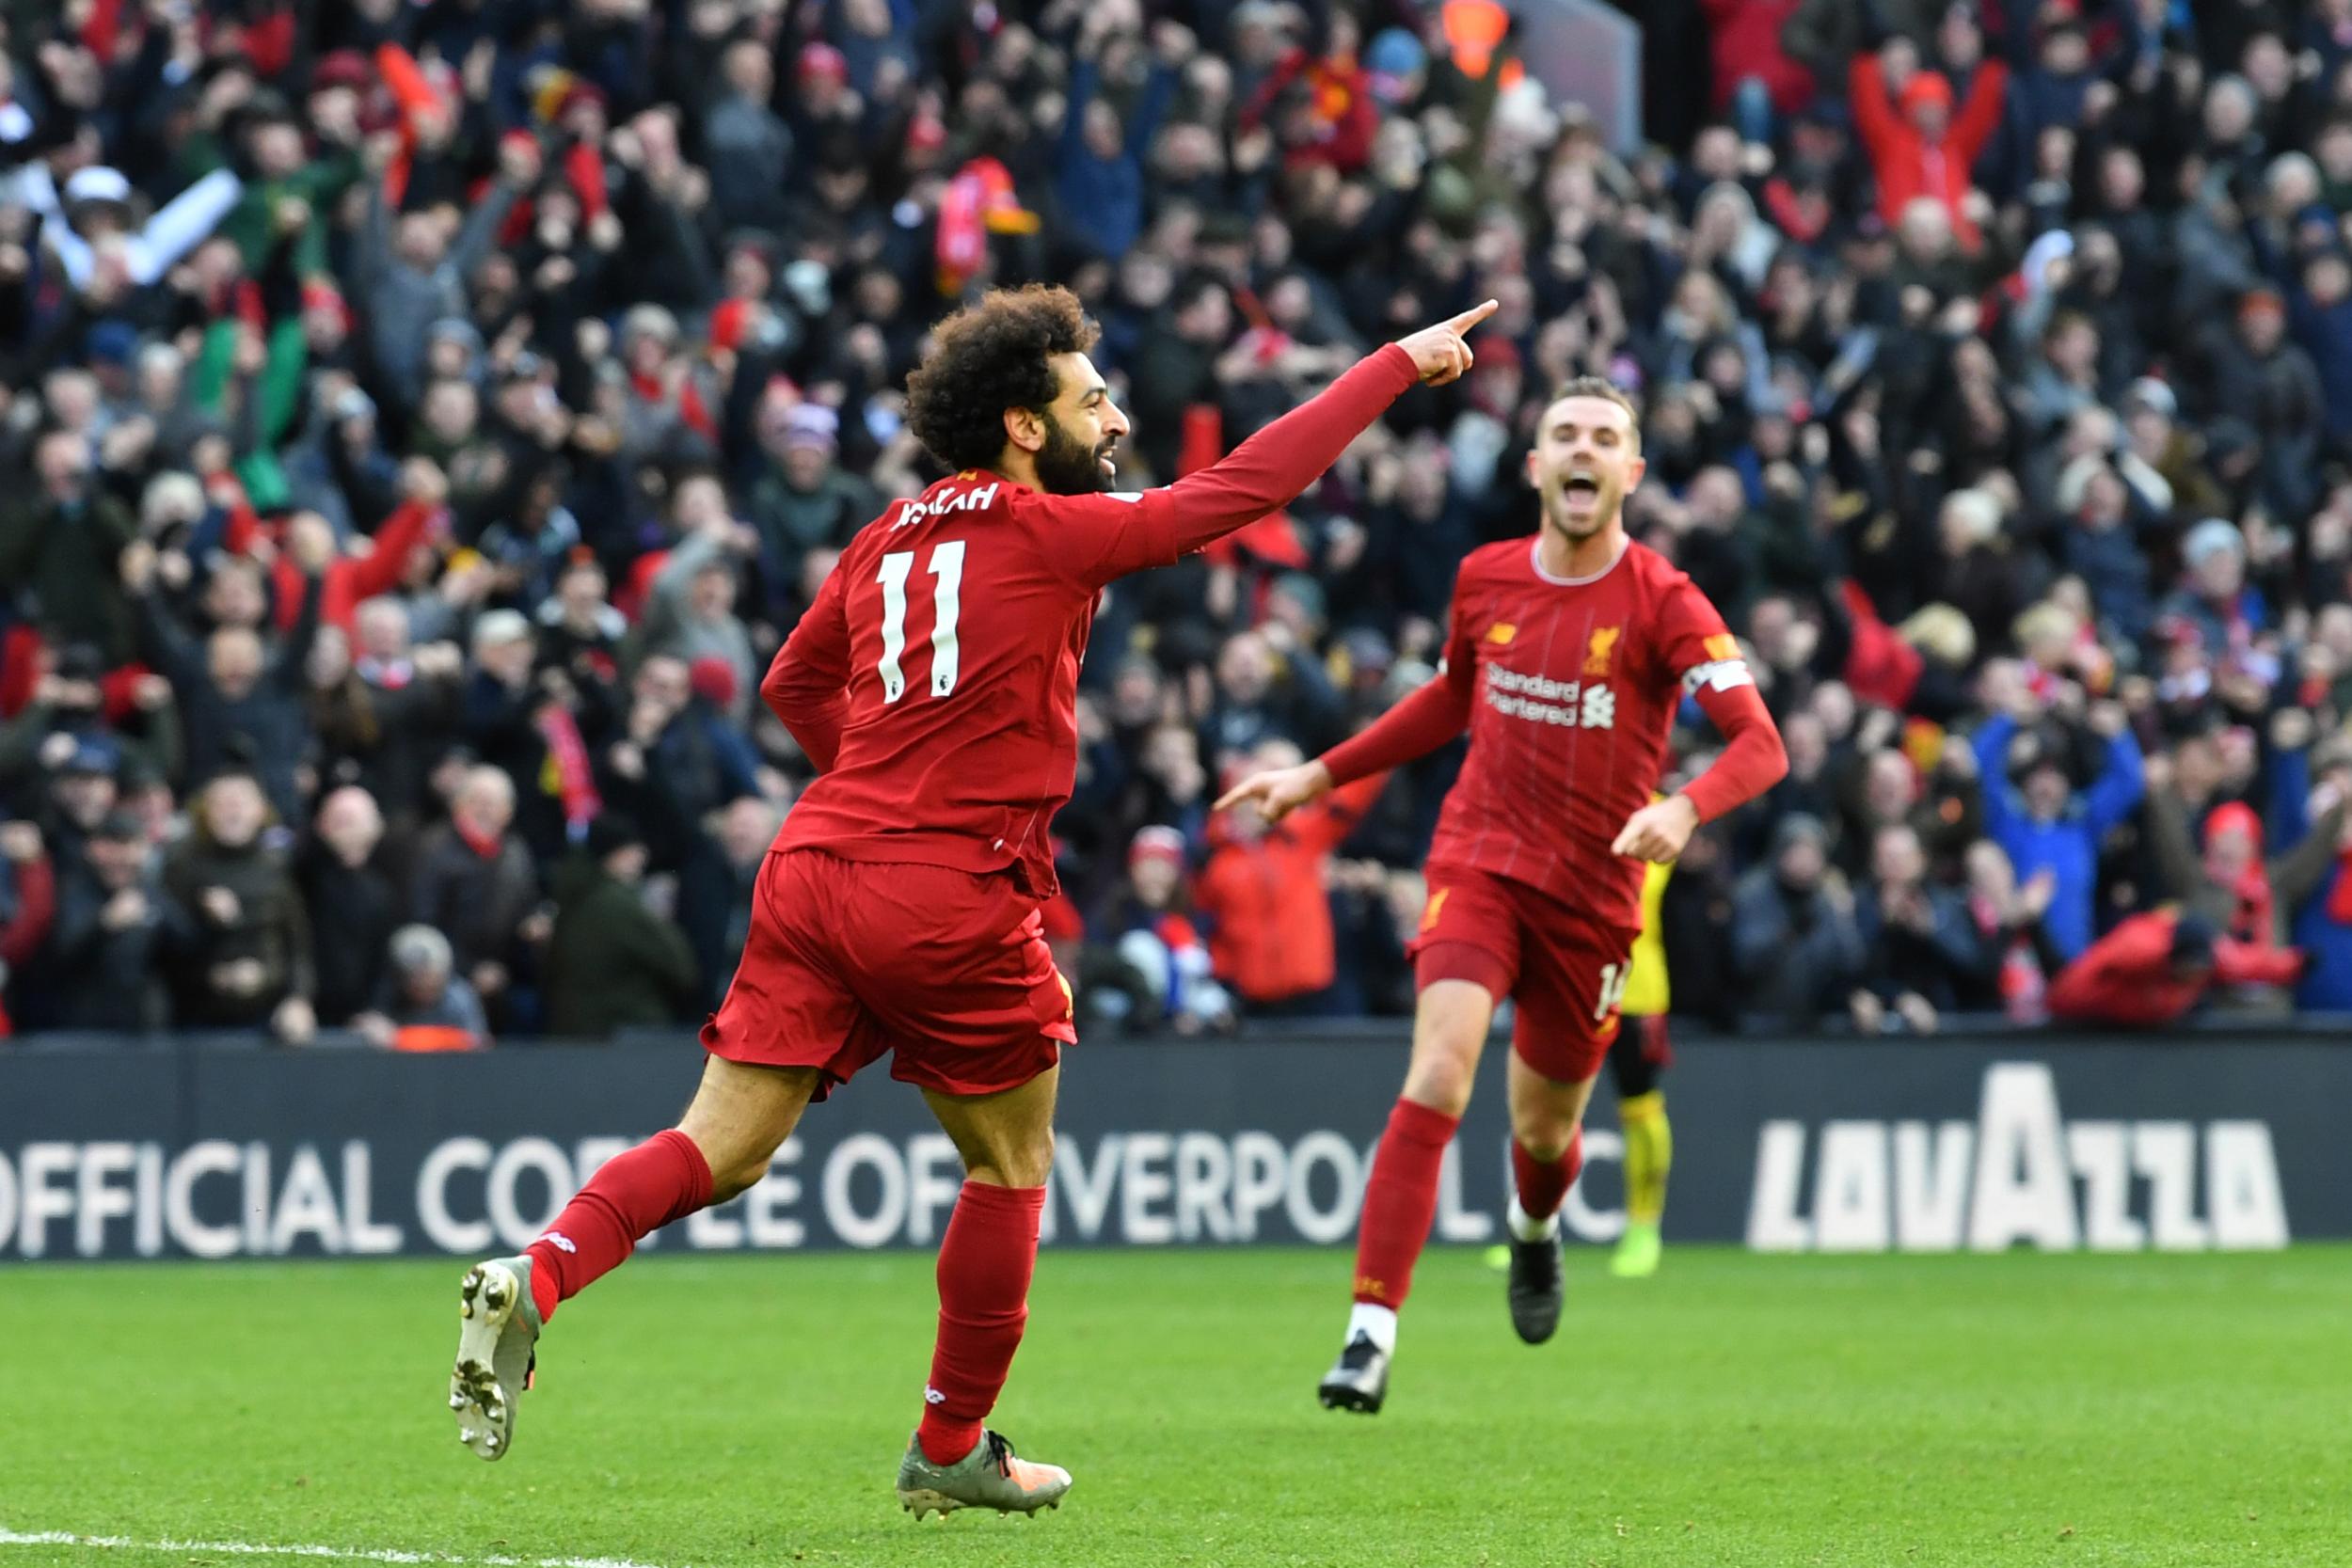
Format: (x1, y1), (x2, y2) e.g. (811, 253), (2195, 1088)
(2, 0), (2349, 1047)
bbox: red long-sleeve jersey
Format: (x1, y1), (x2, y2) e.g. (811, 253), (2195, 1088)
(762, 343), (1420, 899)
(1320, 535), (1786, 932)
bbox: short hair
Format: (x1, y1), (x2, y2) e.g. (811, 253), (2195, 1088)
(905, 284), (1100, 473)
(471, 609), (531, 655)
(389, 924), (453, 976)
(1547, 375), (1642, 448)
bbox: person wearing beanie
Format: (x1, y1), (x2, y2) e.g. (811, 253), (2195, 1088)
(2141, 712), (2351, 1005)
(1849, 35), (2008, 247)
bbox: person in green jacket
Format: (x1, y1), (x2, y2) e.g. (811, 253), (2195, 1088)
(545, 812), (701, 1039)
(0, 430), (139, 663)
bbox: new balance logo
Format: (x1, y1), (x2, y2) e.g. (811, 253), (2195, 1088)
(538, 1231), (578, 1255)
(924, 1386), (947, 1405)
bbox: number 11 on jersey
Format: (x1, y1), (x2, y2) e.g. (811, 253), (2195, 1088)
(876, 540), (966, 702)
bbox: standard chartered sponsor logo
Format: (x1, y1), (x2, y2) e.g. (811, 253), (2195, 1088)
(1482, 665), (1615, 729)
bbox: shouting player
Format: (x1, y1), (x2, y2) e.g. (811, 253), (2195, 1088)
(1216, 377), (1787, 1413)
(443, 285), (1499, 1511)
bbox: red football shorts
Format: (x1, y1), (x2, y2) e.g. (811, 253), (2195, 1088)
(700, 850), (1074, 1100)
(1406, 861), (1639, 1085)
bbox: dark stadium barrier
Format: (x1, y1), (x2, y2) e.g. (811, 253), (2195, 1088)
(0, 1031), (2340, 1261)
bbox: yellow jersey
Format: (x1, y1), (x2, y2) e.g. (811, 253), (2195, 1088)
(1621, 859), (1671, 1018)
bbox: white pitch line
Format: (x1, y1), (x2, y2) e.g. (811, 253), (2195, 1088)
(0, 1529), (687, 1568)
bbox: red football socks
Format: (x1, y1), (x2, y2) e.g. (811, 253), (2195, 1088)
(1350, 1097), (1461, 1309)
(524, 1129), (714, 1323)
(1512, 1129), (1583, 1224)
(916, 1180), (1046, 1466)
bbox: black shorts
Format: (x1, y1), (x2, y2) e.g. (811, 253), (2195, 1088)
(1607, 1013), (1673, 1101)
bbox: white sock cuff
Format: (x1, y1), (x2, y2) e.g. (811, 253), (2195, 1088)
(1507, 1198), (1561, 1243)
(1345, 1301), (1398, 1355)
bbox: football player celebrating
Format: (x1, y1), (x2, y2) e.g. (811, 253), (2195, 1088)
(1218, 378), (1787, 1412)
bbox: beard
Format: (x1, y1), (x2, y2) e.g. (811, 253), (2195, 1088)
(1035, 411), (1116, 496)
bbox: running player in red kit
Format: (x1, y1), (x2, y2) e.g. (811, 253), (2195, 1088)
(442, 285), (1499, 1510)
(1217, 377), (1788, 1414)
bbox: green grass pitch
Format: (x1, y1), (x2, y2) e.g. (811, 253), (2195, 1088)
(2, 1246), (2345, 1568)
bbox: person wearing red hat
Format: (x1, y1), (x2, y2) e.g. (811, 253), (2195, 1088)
(2141, 726), (2348, 966)
(1849, 34), (2008, 248)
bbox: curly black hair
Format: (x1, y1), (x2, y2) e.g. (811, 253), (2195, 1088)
(905, 284), (1100, 473)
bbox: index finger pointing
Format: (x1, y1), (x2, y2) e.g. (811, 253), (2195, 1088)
(1445, 299), (1500, 335)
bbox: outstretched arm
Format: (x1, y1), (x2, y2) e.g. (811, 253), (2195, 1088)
(1951, 59), (2010, 163)
(2080, 726), (2146, 837)
(1039, 302), (1497, 592)
(1321, 594), (1479, 784)
(1847, 54), (1901, 162)
(1218, 584), (1478, 822)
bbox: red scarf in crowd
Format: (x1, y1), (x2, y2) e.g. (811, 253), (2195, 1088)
(534, 704), (602, 832)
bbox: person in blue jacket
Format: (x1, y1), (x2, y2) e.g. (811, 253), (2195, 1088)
(1973, 687), (2144, 960)
(2265, 715), (2352, 1010)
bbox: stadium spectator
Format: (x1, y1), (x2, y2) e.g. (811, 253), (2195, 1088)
(545, 813), (699, 1039)
(298, 786), (400, 1029)
(1851, 822), (1980, 1033)
(410, 766), (539, 1028)
(2269, 730), (2352, 1011)
(1194, 744), (1387, 1013)
(677, 794), (782, 1012)
(1971, 683), (2144, 960)
(1083, 825), (1235, 1035)
(1847, 37), (2009, 248)
(2047, 908), (2304, 1028)
(4, 0), (2351, 1040)
(748, 406), (881, 608)
(34, 809), (183, 1034)
(1, 430), (138, 663)
(352, 137), (533, 413)
(354, 925), (489, 1053)
(638, 481), (760, 716)
(126, 533), (328, 822)
(311, 597), (464, 832)
(1652, 822), (1741, 1032)
(163, 768), (314, 1041)
(0, 821), (55, 1036)
(1957, 839), (2065, 1023)
(1731, 813), (1867, 1025)
(1057, 12), (1185, 263)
